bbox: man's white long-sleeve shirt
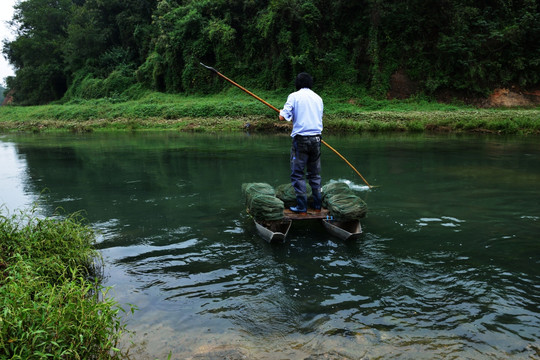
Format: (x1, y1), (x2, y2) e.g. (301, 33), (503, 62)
(279, 88), (323, 137)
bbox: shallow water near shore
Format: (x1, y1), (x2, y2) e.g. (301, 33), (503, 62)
(1, 132), (539, 359)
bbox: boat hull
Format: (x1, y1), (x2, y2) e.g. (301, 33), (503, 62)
(254, 219), (292, 244)
(321, 219), (362, 241)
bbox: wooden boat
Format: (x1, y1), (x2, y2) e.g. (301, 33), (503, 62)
(254, 218), (292, 244)
(321, 218), (362, 241)
(283, 208), (362, 241)
(253, 209), (362, 243)
(283, 208), (330, 219)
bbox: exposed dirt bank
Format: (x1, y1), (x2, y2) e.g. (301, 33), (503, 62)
(387, 69), (540, 108)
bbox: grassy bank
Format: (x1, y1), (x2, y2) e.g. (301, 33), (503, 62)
(0, 209), (131, 359)
(0, 91), (538, 134)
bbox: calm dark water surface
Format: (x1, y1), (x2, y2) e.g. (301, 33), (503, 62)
(1, 132), (539, 359)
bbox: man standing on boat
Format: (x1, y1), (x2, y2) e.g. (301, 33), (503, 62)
(279, 72), (324, 214)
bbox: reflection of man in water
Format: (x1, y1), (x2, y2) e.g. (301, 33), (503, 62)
(279, 72), (323, 214)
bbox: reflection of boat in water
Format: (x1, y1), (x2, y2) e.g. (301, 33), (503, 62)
(254, 208), (363, 243)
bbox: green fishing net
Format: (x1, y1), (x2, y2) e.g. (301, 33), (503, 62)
(242, 183), (284, 220)
(242, 182), (275, 201)
(322, 182), (367, 220)
(275, 183), (312, 207)
(242, 181), (367, 221)
(321, 182), (351, 200)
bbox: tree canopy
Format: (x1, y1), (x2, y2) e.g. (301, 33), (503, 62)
(2, 0), (539, 105)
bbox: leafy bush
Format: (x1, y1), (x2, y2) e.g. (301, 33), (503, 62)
(0, 209), (133, 359)
(5, 0), (539, 105)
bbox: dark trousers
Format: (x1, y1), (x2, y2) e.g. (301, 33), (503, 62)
(290, 135), (321, 197)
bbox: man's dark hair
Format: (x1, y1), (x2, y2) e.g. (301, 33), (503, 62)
(295, 72), (313, 90)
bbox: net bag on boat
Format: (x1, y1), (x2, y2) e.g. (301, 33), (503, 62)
(325, 193), (367, 220)
(321, 182), (351, 201)
(322, 182), (367, 220)
(275, 183), (312, 207)
(242, 183), (284, 221)
(242, 183), (275, 202)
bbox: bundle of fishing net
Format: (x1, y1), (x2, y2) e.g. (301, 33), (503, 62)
(322, 182), (367, 220)
(321, 182), (351, 201)
(275, 183), (312, 207)
(242, 183), (284, 221)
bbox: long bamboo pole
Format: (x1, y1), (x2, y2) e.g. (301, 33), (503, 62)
(200, 62), (374, 188)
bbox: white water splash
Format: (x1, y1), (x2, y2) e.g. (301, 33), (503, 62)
(326, 178), (371, 192)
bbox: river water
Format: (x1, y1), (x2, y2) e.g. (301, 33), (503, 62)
(0, 132), (539, 359)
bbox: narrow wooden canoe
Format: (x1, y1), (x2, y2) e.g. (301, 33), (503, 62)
(321, 218), (362, 241)
(254, 218), (292, 244)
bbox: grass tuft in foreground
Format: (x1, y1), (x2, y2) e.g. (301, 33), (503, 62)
(0, 208), (132, 359)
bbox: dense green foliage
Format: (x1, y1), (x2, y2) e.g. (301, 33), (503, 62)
(0, 209), (131, 359)
(2, 0), (539, 105)
(0, 85), (5, 104)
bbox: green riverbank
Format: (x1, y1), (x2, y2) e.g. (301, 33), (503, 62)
(0, 209), (131, 359)
(0, 92), (539, 134)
